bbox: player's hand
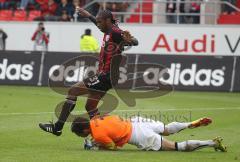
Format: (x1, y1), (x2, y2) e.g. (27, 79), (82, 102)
(75, 6), (91, 17)
(122, 30), (133, 43)
(84, 138), (99, 150)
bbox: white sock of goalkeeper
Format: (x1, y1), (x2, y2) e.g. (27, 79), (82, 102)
(165, 122), (191, 134)
(176, 140), (216, 151)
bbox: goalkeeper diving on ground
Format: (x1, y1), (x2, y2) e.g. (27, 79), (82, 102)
(71, 115), (227, 152)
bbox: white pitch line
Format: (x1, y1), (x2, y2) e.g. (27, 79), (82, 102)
(114, 107), (240, 112)
(0, 112), (54, 116)
(0, 107), (240, 116)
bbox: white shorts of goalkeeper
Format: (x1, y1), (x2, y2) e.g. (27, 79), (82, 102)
(128, 117), (165, 151)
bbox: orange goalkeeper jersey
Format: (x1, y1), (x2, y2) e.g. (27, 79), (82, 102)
(90, 115), (132, 147)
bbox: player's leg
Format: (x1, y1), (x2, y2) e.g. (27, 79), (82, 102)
(54, 82), (90, 130)
(135, 117), (166, 136)
(161, 136), (227, 152)
(162, 117), (212, 136)
(54, 73), (110, 128)
(39, 73), (111, 135)
(134, 117), (192, 136)
(139, 117), (212, 136)
(85, 91), (106, 118)
(84, 73), (112, 118)
(162, 121), (190, 136)
(39, 81), (89, 135)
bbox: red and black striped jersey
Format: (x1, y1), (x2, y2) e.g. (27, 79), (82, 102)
(98, 25), (124, 74)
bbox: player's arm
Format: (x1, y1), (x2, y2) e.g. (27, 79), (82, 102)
(94, 136), (118, 151)
(76, 7), (97, 25)
(112, 30), (138, 46)
(122, 31), (139, 46)
(98, 142), (118, 151)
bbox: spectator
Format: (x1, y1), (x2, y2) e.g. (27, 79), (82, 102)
(222, 0), (237, 14)
(72, 0), (80, 9)
(71, 0), (90, 21)
(80, 29), (99, 53)
(166, 0), (194, 24)
(35, 0), (58, 21)
(77, 0), (86, 7)
(179, 0), (186, 23)
(71, 0), (80, 21)
(0, 0), (10, 9)
(166, 0), (177, 23)
(54, 0), (61, 4)
(31, 22), (49, 51)
(106, 1), (129, 22)
(0, 28), (8, 51)
(41, 0), (57, 16)
(8, 0), (21, 9)
(182, 0), (192, 23)
(105, 2), (116, 11)
(189, 0), (201, 24)
(56, 0), (73, 17)
(60, 9), (71, 21)
(35, 0), (48, 6)
(19, 0), (35, 9)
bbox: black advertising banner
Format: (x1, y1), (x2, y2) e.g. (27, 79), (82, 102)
(233, 57), (240, 92)
(0, 51), (41, 85)
(0, 51), (239, 92)
(41, 52), (80, 86)
(138, 55), (234, 91)
(41, 52), (137, 87)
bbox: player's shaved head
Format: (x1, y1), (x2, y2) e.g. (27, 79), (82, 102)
(97, 10), (116, 24)
(95, 10), (118, 32)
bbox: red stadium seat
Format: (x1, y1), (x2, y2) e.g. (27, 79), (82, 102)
(126, 0), (153, 23)
(0, 10), (13, 21)
(12, 10), (27, 21)
(217, 13), (240, 24)
(27, 10), (41, 21)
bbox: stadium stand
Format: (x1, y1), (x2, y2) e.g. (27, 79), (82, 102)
(218, 0), (240, 24)
(126, 0), (153, 23)
(217, 12), (240, 24)
(0, 0), (239, 24)
(27, 10), (41, 21)
(0, 9), (13, 21)
(11, 9), (27, 21)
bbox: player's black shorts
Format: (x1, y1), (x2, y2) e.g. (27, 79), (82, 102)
(83, 73), (113, 92)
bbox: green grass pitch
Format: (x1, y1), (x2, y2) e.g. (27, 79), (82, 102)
(0, 85), (240, 162)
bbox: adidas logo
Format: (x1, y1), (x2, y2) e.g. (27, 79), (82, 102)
(0, 59), (34, 81)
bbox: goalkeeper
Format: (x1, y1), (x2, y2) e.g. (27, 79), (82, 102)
(71, 115), (227, 152)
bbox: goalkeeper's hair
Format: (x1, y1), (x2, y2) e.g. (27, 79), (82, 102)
(71, 117), (90, 136)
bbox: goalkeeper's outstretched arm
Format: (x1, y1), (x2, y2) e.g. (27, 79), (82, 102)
(98, 142), (118, 151)
(84, 139), (117, 151)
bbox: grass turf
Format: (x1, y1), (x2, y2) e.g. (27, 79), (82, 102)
(0, 85), (240, 162)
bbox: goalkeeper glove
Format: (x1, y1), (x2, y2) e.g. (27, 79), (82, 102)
(84, 138), (99, 150)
